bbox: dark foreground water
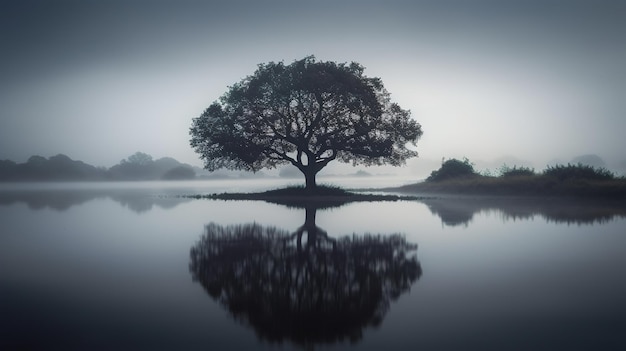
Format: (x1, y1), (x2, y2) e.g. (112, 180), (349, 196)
(1, 181), (625, 350)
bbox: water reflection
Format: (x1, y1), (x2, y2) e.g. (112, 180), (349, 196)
(422, 197), (626, 227)
(0, 188), (190, 213)
(189, 206), (421, 347)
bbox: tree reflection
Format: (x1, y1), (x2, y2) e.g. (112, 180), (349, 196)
(0, 188), (190, 213)
(422, 197), (626, 227)
(189, 207), (421, 346)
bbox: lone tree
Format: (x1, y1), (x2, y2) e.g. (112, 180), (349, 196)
(190, 56), (423, 190)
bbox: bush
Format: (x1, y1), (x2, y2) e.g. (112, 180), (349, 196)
(543, 163), (614, 181)
(427, 158), (476, 182)
(499, 165), (535, 177)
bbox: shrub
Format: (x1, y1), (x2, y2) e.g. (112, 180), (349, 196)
(543, 163), (614, 181)
(499, 165), (535, 177)
(427, 158), (476, 182)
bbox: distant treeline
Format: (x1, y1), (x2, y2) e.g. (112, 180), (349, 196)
(0, 152), (196, 181)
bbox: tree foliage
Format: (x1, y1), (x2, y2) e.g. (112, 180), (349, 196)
(190, 56), (422, 189)
(426, 158), (476, 182)
(544, 163), (614, 181)
(123, 151), (153, 166)
(498, 164), (535, 177)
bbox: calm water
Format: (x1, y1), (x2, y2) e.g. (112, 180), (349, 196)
(1, 180), (625, 350)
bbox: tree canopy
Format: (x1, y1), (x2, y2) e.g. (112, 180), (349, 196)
(190, 56), (423, 189)
(426, 158), (476, 182)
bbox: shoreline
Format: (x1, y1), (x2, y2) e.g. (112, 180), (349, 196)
(382, 177), (626, 201)
(182, 182), (626, 207)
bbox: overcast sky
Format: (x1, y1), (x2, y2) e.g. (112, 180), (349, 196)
(1, 0), (624, 174)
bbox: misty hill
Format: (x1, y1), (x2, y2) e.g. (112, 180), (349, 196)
(107, 152), (196, 180)
(0, 152), (196, 182)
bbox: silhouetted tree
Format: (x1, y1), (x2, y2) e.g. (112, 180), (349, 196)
(109, 152), (156, 180)
(0, 153), (197, 182)
(189, 207), (421, 346)
(427, 157), (476, 182)
(0, 154), (107, 181)
(190, 56), (423, 190)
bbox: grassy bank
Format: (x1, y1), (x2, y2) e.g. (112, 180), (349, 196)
(392, 175), (626, 199)
(388, 159), (626, 200)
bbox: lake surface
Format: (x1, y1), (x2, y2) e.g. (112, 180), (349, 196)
(1, 180), (625, 350)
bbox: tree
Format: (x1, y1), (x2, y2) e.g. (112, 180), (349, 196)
(426, 158), (476, 182)
(124, 151), (153, 166)
(109, 152), (156, 180)
(190, 56), (423, 190)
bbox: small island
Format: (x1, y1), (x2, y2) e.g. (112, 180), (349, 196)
(184, 185), (425, 209)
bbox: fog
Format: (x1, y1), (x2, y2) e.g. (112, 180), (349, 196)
(1, 0), (625, 175)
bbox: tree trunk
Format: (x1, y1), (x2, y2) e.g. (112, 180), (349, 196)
(304, 169), (317, 191)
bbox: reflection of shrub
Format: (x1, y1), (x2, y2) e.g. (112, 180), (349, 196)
(499, 165), (535, 177)
(544, 163), (614, 181)
(427, 158), (476, 182)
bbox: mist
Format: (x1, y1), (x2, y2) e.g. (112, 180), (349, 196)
(1, 0), (624, 174)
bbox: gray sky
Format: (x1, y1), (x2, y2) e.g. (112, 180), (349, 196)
(1, 0), (624, 174)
